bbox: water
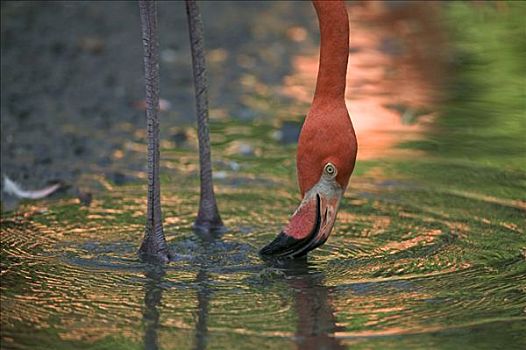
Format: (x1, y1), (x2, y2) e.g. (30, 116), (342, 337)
(1, 2), (526, 349)
(2, 129), (524, 349)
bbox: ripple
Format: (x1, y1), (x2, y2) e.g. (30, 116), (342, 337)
(2, 172), (525, 349)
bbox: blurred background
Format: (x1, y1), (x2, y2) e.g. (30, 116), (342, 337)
(1, 1), (524, 203)
(1, 1), (525, 349)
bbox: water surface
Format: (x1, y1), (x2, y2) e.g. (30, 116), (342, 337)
(1, 2), (525, 349)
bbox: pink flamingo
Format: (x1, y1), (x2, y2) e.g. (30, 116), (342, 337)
(137, 0), (357, 262)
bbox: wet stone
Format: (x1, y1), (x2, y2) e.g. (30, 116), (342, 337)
(106, 171), (137, 186)
(77, 191), (93, 206)
(275, 121), (302, 145)
(170, 130), (189, 148)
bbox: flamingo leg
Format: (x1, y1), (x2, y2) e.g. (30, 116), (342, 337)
(138, 0), (171, 263)
(185, 0), (224, 233)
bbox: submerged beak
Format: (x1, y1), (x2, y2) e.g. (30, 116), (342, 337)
(260, 181), (342, 259)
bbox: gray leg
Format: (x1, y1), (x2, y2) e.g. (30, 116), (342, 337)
(138, 0), (171, 263)
(185, 0), (224, 232)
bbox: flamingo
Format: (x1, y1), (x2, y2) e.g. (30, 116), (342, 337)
(137, 0), (357, 263)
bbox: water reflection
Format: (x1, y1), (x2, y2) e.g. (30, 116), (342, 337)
(141, 241), (344, 350)
(143, 265), (213, 350)
(2, 1), (525, 348)
(141, 231), (218, 350)
(193, 268), (211, 350)
(191, 231), (217, 350)
(279, 260), (345, 350)
(283, 1), (447, 161)
(143, 266), (165, 350)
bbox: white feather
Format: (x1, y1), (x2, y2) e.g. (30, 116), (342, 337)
(2, 175), (61, 200)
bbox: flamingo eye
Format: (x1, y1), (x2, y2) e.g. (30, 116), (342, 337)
(324, 163), (337, 177)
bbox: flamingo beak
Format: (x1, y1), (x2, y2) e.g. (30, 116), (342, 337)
(260, 176), (343, 259)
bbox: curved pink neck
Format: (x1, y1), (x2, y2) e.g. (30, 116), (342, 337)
(312, 1), (349, 104)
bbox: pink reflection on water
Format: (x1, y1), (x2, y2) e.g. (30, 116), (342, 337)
(283, 1), (447, 160)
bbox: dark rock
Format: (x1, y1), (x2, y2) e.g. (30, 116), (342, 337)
(78, 191), (92, 206)
(107, 171), (136, 186)
(171, 130), (189, 148)
(277, 120), (302, 144)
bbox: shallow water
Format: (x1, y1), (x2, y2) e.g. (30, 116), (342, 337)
(2, 2), (526, 349)
(2, 129), (525, 349)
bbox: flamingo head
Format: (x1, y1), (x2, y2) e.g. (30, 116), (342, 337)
(260, 103), (357, 259)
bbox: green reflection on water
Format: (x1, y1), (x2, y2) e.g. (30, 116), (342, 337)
(1, 2), (526, 350)
(399, 2), (526, 176)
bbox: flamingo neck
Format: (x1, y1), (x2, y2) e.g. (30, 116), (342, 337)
(312, 1), (349, 105)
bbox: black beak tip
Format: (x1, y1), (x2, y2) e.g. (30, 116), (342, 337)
(261, 193), (324, 259)
(259, 232), (299, 258)
(259, 231), (318, 259)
